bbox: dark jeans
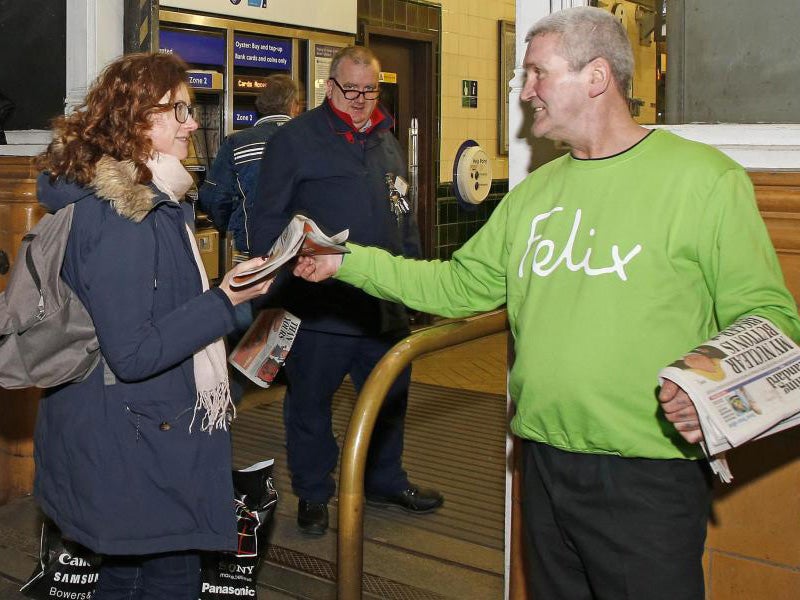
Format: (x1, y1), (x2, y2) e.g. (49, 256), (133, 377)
(94, 551), (201, 600)
(520, 440), (712, 600)
(282, 329), (411, 503)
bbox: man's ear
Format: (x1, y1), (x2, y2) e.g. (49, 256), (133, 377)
(587, 57), (612, 98)
(325, 79), (334, 99)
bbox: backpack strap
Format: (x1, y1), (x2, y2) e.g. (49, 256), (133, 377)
(23, 236), (45, 321)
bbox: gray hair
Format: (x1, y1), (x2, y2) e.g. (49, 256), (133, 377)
(526, 6), (633, 97)
(329, 46), (381, 79)
(255, 74), (300, 116)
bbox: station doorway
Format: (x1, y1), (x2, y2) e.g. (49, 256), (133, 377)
(365, 29), (437, 258)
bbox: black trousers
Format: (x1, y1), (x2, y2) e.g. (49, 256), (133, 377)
(520, 440), (712, 600)
(282, 329), (411, 503)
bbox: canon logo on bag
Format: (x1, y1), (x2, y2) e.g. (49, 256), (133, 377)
(57, 552), (91, 567)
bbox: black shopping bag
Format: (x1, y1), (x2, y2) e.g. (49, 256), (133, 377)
(200, 459), (278, 600)
(20, 520), (101, 599)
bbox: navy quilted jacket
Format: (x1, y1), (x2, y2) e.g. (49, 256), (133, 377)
(33, 158), (239, 555)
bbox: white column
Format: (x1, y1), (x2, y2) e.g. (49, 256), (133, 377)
(504, 2), (588, 597)
(508, 1), (588, 187)
(66, 0), (124, 113)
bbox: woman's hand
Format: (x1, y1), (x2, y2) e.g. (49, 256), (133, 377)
(218, 256), (274, 305)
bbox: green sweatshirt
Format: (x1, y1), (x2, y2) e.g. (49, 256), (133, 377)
(336, 130), (800, 459)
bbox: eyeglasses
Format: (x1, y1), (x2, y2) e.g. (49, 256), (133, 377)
(329, 78), (380, 100)
(156, 101), (197, 124)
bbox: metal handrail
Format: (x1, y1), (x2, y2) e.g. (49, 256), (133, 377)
(337, 308), (509, 599)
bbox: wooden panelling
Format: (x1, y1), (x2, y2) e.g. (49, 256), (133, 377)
(707, 170), (800, 595)
(0, 156), (43, 505)
(708, 553), (800, 600)
(751, 171), (800, 305)
(701, 171), (800, 600)
(706, 430), (800, 565)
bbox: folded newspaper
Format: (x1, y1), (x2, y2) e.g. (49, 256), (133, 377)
(659, 316), (800, 483)
(230, 214), (349, 288)
(229, 309), (300, 388)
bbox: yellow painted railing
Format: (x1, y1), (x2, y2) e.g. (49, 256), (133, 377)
(337, 309), (509, 599)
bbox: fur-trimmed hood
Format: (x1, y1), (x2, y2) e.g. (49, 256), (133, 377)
(37, 156), (158, 223)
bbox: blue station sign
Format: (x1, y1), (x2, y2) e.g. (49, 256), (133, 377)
(233, 34), (291, 70)
(160, 29), (226, 67)
(187, 71), (214, 89)
(233, 110), (258, 127)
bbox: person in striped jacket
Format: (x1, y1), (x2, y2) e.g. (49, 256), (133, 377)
(199, 74), (302, 256)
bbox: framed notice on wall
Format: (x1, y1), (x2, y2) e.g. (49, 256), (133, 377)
(498, 20), (515, 156)
(309, 42), (349, 109)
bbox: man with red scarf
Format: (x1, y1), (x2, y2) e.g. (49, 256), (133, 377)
(249, 46), (442, 535)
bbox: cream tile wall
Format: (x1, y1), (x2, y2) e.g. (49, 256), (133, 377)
(428, 0), (515, 183)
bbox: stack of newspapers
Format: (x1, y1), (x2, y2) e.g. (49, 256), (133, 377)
(659, 316), (800, 482)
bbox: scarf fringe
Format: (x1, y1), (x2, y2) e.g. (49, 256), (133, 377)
(190, 377), (236, 434)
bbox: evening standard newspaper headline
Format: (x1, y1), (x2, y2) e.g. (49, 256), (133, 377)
(228, 309), (300, 388)
(659, 316), (800, 482)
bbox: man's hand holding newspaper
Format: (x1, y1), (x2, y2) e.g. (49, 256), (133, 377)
(658, 381), (704, 444)
(231, 214), (349, 288)
(659, 316), (800, 482)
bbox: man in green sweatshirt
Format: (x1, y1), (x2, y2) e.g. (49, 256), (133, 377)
(293, 7), (800, 600)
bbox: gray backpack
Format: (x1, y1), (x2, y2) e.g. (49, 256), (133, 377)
(0, 203), (100, 389)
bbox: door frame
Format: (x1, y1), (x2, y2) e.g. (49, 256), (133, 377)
(362, 25), (438, 258)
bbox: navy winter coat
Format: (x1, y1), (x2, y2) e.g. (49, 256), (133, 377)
(249, 101), (421, 336)
(34, 157), (239, 555)
(198, 114), (291, 253)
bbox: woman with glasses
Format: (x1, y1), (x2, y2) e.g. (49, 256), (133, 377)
(33, 52), (273, 599)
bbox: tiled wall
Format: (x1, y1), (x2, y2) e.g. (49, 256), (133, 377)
(437, 0), (515, 183)
(359, 0), (515, 185)
(358, 0), (515, 257)
(434, 0), (514, 256)
(435, 179), (508, 260)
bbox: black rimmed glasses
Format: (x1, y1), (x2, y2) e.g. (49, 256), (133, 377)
(156, 101), (197, 123)
(329, 78), (380, 100)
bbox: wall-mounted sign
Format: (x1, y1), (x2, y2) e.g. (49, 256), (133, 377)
(379, 72), (397, 84)
(452, 140), (492, 209)
(462, 79), (478, 108)
(312, 43), (345, 108)
(233, 34), (291, 70)
(187, 70), (223, 91)
(160, 29), (226, 67)
(233, 110), (258, 128)
(161, 0), (357, 35)
(234, 75), (270, 92)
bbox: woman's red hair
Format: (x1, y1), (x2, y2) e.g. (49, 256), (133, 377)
(36, 52), (190, 185)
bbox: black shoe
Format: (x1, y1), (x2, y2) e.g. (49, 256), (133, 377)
(366, 485), (444, 514)
(297, 499), (329, 535)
